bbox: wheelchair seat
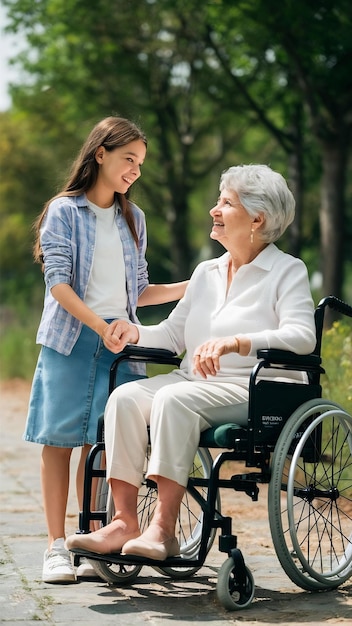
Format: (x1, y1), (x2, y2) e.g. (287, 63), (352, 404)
(199, 423), (247, 448)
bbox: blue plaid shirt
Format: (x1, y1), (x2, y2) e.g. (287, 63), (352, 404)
(36, 194), (149, 355)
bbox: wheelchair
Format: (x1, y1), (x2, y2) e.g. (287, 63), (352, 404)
(71, 295), (352, 610)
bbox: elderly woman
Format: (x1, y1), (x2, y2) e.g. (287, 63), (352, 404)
(66, 164), (316, 561)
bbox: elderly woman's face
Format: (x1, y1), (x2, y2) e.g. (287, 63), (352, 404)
(209, 188), (252, 247)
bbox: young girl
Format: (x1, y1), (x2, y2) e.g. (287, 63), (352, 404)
(23, 116), (188, 583)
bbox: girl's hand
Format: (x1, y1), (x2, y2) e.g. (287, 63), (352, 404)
(102, 320), (139, 354)
(192, 336), (239, 378)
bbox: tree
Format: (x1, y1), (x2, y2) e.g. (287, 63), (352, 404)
(3, 0), (283, 281)
(203, 0), (352, 320)
(3, 0), (351, 315)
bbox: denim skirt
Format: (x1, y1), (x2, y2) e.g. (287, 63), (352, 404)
(23, 324), (145, 448)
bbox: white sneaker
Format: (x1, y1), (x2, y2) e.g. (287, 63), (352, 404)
(76, 557), (99, 579)
(42, 538), (76, 583)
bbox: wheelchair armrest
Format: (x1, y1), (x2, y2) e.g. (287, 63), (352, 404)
(122, 344), (179, 361)
(256, 349), (321, 368)
(109, 345), (182, 393)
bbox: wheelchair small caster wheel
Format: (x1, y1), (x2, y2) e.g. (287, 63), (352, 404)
(217, 552), (255, 610)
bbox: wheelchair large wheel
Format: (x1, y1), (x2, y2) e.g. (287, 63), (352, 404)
(89, 555), (142, 585)
(269, 399), (352, 591)
(91, 446), (219, 582)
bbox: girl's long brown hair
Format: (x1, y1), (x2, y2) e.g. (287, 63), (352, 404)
(33, 116), (147, 263)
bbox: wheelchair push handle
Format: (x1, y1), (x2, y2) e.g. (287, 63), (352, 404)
(317, 295), (352, 318)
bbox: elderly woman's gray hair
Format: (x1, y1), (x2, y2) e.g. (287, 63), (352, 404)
(220, 164), (295, 243)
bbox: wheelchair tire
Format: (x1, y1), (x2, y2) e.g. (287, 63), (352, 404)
(92, 446), (219, 582)
(216, 557), (255, 610)
(269, 398), (352, 591)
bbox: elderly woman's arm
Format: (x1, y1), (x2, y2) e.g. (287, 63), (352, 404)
(102, 279), (192, 354)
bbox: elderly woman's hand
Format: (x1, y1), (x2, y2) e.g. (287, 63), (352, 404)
(192, 336), (239, 378)
(102, 320), (139, 354)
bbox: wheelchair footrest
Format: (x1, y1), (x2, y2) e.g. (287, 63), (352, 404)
(68, 546), (202, 568)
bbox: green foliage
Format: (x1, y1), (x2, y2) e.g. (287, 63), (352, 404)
(321, 319), (352, 413)
(0, 111), (59, 306)
(2, 0), (351, 293)
(2, 0), (297, 280)
(0, 310), (40, 380)
(1, 0), (352, 368)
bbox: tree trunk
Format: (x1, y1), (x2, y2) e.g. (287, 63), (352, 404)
(285, 101), (305, 258)
(287, 148), (304, 258)
(319, 140), (347, 326)
(167, 191), (193, 280)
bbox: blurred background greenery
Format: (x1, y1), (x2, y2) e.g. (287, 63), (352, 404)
(0, 0), (351, 408)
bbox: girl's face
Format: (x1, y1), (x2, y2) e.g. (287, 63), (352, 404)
(96, 139), (147, 195)
(209, 188), (253, 248)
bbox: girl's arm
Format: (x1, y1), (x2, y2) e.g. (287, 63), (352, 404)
(51, 284), (122, 352)
(137, 281), (189, 306)
(51, 283), (109, 339)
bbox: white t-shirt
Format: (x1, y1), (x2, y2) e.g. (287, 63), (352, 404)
(85, 201), (129, 320)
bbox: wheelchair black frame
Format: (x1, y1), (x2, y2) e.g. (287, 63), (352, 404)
(76, 295), (352, 573)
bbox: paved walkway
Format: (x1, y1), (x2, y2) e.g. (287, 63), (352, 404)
(1, 380), (352, 625)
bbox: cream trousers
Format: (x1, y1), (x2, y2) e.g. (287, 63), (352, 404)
(104, 370), (249, 489)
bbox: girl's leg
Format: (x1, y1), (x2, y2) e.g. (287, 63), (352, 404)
(41, 445), (72, 548)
